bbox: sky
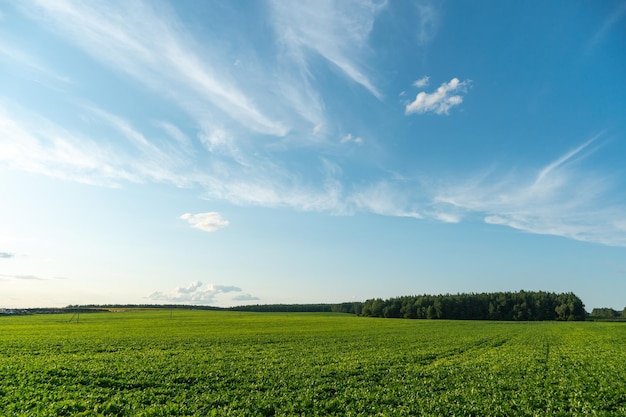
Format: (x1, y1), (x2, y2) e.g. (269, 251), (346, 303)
(1, 0), (625, 311)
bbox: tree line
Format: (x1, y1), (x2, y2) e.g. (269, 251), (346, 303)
(358, 291), (586, 321)
(589, 307), (626, 320)
(229, 304), (337, 313)
(60, 291), (590, 321)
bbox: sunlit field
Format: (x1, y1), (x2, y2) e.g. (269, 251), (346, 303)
(1, 310), (625, 416)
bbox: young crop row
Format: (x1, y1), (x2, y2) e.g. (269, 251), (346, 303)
(1, 311), (625, 416)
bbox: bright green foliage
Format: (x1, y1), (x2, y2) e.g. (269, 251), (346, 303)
(1, 311), (625, 416)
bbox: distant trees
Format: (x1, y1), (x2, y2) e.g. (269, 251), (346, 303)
(359, 291), (586, 321)
(230, 303), (365, 314)
(330, 302), (363, 315)
(72, 295), (592, 322)
(230, 304), (334, 313)
(589, 308), (622, 319)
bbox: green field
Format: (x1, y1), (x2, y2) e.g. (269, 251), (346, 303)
(1, 310), (625, 416)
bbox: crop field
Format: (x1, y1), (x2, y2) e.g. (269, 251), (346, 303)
(1, 311), (625, 416)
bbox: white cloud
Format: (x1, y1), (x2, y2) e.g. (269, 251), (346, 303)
(198, 128), (233, 153)
(147, 281), (243, 304)
(180, 212), (229, 233)
(233, 293), (260, 301)
(341, 133), (363, 144)
(406, 78), (470, 115)
(430, 212), (461, 224)
(412, 76), (430, 88)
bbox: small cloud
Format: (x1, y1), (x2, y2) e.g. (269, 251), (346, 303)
(312, 124), (323, 135)
(484, 216), (508, 226)
(147, 281), (243, 304)
(176, 281), (203, 294)
(16, 274), (43, 280)
(431, 212), (461, 223)
(0, 273), (44, 280)
(412, 76), (430, 88)
(0, 252), (14, 259)
(232, 294), (260, 301)
(213, 285), (242, 293)
(181, 212), (229, 232)
(406, 78), (470, 115)
(198, 128), (233, 152)
(341, 133), (364, 145)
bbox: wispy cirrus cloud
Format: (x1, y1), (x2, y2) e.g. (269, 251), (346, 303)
(430, 135), (626, 246)
(5, 95), (623, 247)
(350, 181), (422, 219)
(406, 77), (470, 115)
(0, 103), (195, 187)
(0, 100), (346, 213)
(4, 2), (624, 251)
(147, 281), (245, 304)
(0, 40), (72, 85)
(584, 2), (626, 54)
(270, 0), (384, 99)
(415, 2), (440, 46)
(6, 0), (388, 205)
(22, 0), (287, 139)
(0, 104), (138, 186)
(154, 121), (194, 154)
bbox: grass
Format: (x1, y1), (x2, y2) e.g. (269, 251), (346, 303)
(1, 310), (625, 416)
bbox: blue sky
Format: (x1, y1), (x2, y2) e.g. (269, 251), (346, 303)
(1, 0), (625, 310)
